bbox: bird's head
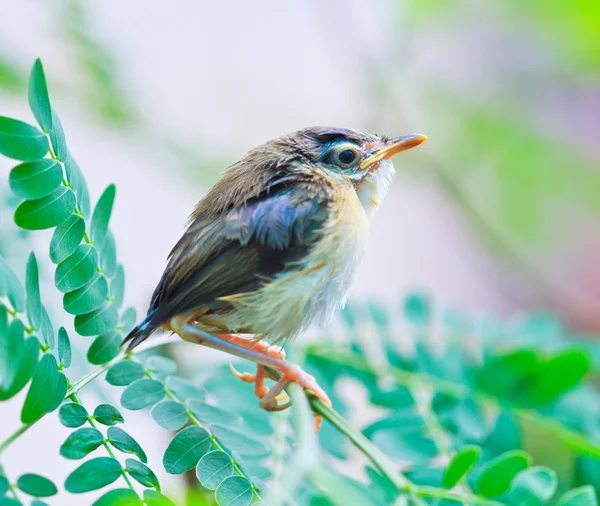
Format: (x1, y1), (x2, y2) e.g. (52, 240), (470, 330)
(269, 127), (427, 213)
(198, 127), (427, 219)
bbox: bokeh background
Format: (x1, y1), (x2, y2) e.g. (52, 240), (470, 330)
(1, 0), (599, 504)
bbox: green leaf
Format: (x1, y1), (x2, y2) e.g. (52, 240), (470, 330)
(92, 489), (141, 506)
(0, 318), (25, 389)
(362, 413), (437, 465)
(121, 379), (164, 410)
(0, 498), (22, 506)
(59, 402), (89, 428)
(28, 59), (52, 133)
(0, 255), (25, 312)
(126, 458), (160, 490)
(25, 252), (42, 330)
(530, 349), (590, 404)
(165, 376), (206, 403)
(215, 476), (253, 506)
(120, 307), (137, 333)
(74, 303), (118, 336)
(60, 427), (104, 460)
(50, 215), (85, 264)
(196, 451), (234, 490)
(0, 116), (48, 160)
(146, 356), (177, 377)
(188, 400), (242, 427)
(112, 265), (125, 307)
(21, 353), (61, 423)
(55, 244), (99, 293)
(403, 292), (432, 324)
(87, 332), (121, 365)
(64, 457), (122, 493)
(558, 486), (598, 506)
(151, 400), (188, 431)
(9, 159), (62, 199)
(509, 466), (557, 506)
(58, 327), (72, 367)
(14, 186), (76, 230)
(16, 474), (57, 497)
(106, 361), (145, 386)
(0, 476), (8, 495)
(443, 445), (480, 489)
(93, 404), (124, 426)
(31, 501), (50, 506)
(47, 371), (68, 413)
(477, 450), (532, 498)
(48, 108), (67, 162)
(476, 349), (590, 407)
(38, 307), (54, 349)
(211, 424), (269, 457)
(101, 231), (117, 278)
(0, 336), (39, 400)
(63, 273), (108, 315)
(65, 156), (90, 218)
(107, 426), (147, 463)
(91, 185), (115, 250)
(143, 490), (175, 506)
(163, 426), (211, 474)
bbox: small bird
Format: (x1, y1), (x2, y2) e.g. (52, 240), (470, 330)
(122, 127), (426, 426)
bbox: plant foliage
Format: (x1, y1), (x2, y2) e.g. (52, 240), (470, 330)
(0, 59), (599, 506)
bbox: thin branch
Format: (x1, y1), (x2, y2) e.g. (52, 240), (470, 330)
(306, 345), (600, 458)
(71, 392), (138, 493)
(0, 337), (170, 455)
(308, 393), (410, 492)
(0, 423), (33, 456)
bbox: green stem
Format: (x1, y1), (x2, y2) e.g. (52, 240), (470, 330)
(268, 364), (505, 505)
(262, 364), (410, 492)
(66, 353), (125, 396)
(0, 462), (21, 502)
(72, 393), (137, 493)
(0, 341), (168, 456)
(307, 346), (600, 457)
(141, 362), (262, 499)
(0, 423), (33, 456)
(0, 361), (117, 457)
(308, 395), (410, 492)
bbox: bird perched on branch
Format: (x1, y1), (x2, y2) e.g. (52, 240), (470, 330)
(122, 127), (426, 428)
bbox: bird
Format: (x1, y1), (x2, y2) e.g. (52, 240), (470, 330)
(121, 127), (426, 428)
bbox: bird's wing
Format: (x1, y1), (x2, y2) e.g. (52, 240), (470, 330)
(148, 179), (331, 327)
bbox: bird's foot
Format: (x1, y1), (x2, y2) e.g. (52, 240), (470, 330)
(170, 322), (330, 431)
(231, 360), (331, 431)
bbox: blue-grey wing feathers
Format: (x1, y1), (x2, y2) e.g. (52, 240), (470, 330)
(121, 180), (330, 351)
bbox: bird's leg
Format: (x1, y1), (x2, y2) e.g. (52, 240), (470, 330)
(214, 335), (287, 360)
(170, 317), (330, 429)
(218, 335), (286, 401)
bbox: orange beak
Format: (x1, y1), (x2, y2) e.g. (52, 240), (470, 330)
(359, 133), (427, 171)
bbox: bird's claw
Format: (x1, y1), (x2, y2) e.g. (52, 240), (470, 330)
(229, 359), (331, 432)
(229, 362), (256, 383)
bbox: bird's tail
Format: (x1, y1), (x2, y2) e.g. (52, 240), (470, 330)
(120, 309), (160, 352)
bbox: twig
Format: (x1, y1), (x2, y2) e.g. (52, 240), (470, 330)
(0, 337), (170, 456)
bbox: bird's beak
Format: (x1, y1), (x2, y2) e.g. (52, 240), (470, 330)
(359, 133), (427, 171)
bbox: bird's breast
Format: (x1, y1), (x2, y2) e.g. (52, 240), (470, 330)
(218, 182), (369, 343)
(269, 183), (370, 334)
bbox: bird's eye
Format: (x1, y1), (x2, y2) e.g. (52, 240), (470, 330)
(324, 144), (361, 169)
(338, 149), (356, 165)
